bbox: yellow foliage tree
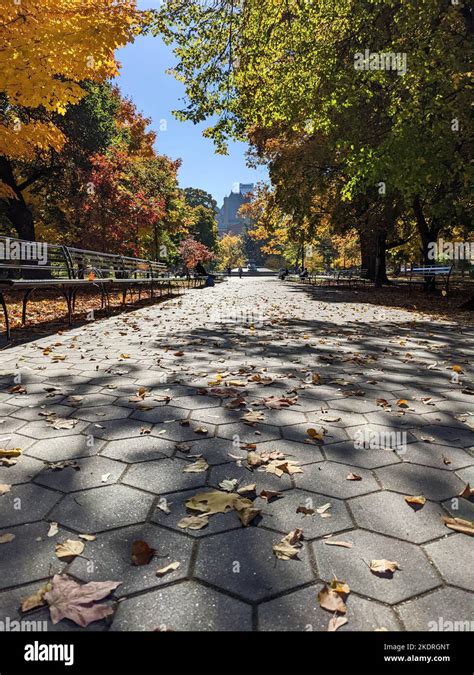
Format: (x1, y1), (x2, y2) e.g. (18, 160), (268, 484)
(0, 0), (138, 161)
(216, 233), (246, 271)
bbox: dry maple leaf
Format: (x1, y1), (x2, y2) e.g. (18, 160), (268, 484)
(185, 490), (250, 516)
(369, 559), (400, 577)
(50, 418), (77, 431)
(273, 528), (304, 560)
(44, 575), (121, 627)
(247, 451), (265, 469)
(219, 478), (239, 492)
(241, 410), (266, 425)
(307, 427), (325, 442)
(55, 539), (85, 562)
(235, 506), (261, 526)
(131, 540), (155, 566)
(442, 516), (474, 536)
(259, 490), (283, 502)
(296, 505), (315, 516)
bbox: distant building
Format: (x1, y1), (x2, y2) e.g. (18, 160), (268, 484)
(217, 183), (254, 235)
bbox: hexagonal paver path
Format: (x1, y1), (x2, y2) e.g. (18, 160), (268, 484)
(1, 276), (473, 631)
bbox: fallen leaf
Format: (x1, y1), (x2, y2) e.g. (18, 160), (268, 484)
(78, 534), (96, 541)
(183, 457), (209, 473)
(0, 484), (11, 495)
(397, 399), (409, 408)
(21, 582), (51, 613)
(459, 483), (474, 501)
(0, 533), (15, 544)
(237, 483), (256, 495)
(55, 539), (85, 562)
(307, 427), (324, 442)
(44, 574), (121, 627)
(241, 410), (266, 425)
(318, 585), (347, 614)
(369, 559), (400, 577)
(155, 562), (180, 577)
(272, 528), (304, 560)
(0, 448), (22, 458)
(47, 522), (59, 537)
(323, 540), (353, 549)
(346, 473), (362, 481)
(404, 495), (426, 509)
(328, 614), (348, 632)
(296, 505), (314, 516)
(259, 490), (283, 502)
(316, 503), (331, 514)
(193, 426), (208, 434)
(50, 418), (78, 431)
(443, 516), (474, 536)
(177, 515), (209, 530)
(452, 364), (463, 374)
(219, 478), (239, 492)
(236, 506), (261, 526)
(131, 540), (155, 566)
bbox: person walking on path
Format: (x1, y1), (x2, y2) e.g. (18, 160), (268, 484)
(238, 266), (243, 278)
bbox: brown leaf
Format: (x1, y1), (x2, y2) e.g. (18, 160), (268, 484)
(404, 495), (426, 509)
(78, 533), (96, 542)
(237, 483), (256, 495)
(0, 483), (11, 495)
(0, 533), (15, 544)
(318, 586), (347, 614)
(442, 516), (474, 536)
(459, 483), (474, 501)
(307, 427), (324, 442)
(236, 506), (261, 526)
(131, 540), (155, 566)
(296, 505), (314, 516)
(369, 559), (400, 577)
(21, 582), (51, 613)
(47, 522), (59, 537)
(346, 473), (362, 481)
(55, 539), (85, 562)
(397, 399), (409, 408)
(328, 614), (348, 632)
(44, 574), (121, 627)
(0, 448), (22, 458)
(241, 410), (266, 425)
(272, 528), (304, 560)
(259, 489), (283, 502)
(50, 418), (78, 430)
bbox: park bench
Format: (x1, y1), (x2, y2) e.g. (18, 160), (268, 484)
(0, 236), (207, 341)
(394, 263), (453, 296)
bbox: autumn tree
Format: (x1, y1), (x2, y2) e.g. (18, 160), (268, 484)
(216, 233), (246, 271)
(184, 188), (218, 251)
(178, 236), (214, 271)
(0, 0), (139, 238)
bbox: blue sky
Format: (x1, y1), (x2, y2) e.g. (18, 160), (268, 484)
(115, 1), (267, 206)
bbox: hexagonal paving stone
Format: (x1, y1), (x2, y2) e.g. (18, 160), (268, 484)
(111, 581), (252, 631)
(50, 485), (153, 532)
(258, 584), (400, 631)
(170, 395), (222, 410)
(320, 397), (381, 414)
(400, 442), (474, 471)
(455, 465), (474, 484)
(0, 417), (27, 434)
(0, 483), (60, 527)
(310, 410), (369, 429)
(9, 404), (74, 422)
(16, 418), (90, 440)
(190, 407), (243, 426)
(282, 423), (348, 445)
(0, 454), (45, 485)
(68, 523), (192, 597)
(425, 534), (474, 591)
(0, 522), (67, 589)
(122, 457), (207, 495)
(350, 491), (447, 544)
(194, 528), (315, 602)
(130, 405), (188, 424)
(441, 495), (474, 521)
(397, 587), (474, 631)
(256, 488), (353, 539)
(345, 423), (417, 450)
(323, 441), (400, 469)
(294, 461), (380, 498)
(25, 435), (105, 462)
(72, 406), (132, 423)
(33, 456), (125, 492)
(88, 418), (153, 440)
(175, 437), (235, 466)
(411, 424), (474, 448)
(217, 422), (281, 444)
(100, 436), (174, 462)
(313, 529), (441, 604)
(375, 464), (465, 501)
(209, 461), (293, 494)
(151, 489), (243, 538)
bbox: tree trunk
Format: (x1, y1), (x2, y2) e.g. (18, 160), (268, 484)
(360, 229), (389, 285)
(413, 195), (440, 264)
(0, 157), (36, 240)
